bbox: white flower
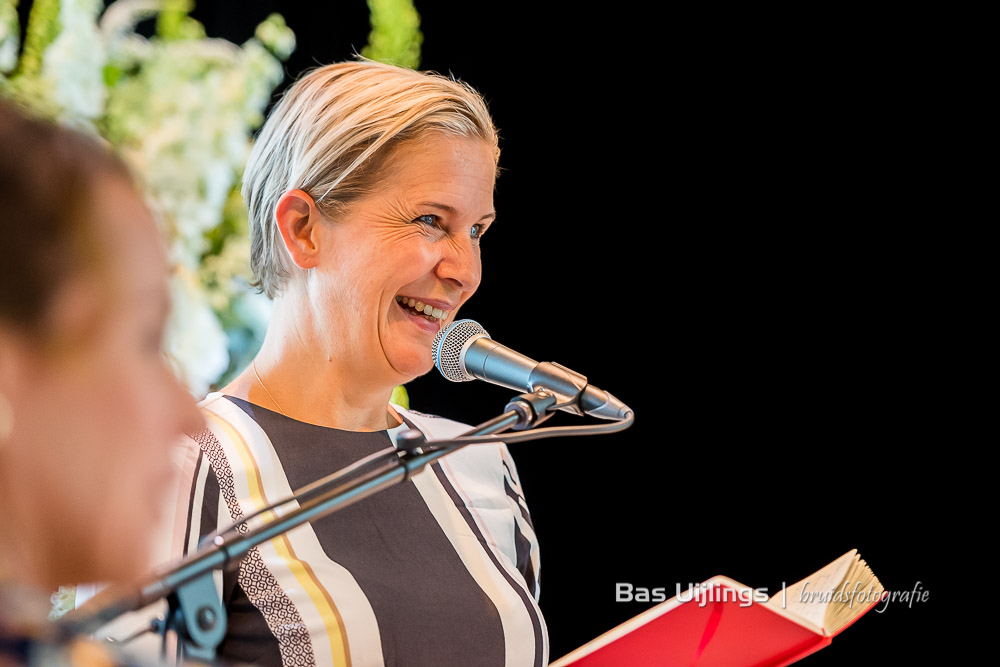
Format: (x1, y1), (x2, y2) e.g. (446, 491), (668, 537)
(165, 270), (231, 398)
(41, 0), (107, 121)
(0, 0), (18, 74)
(49, 586), (77, 620)
(255, 14), (296, 61)
(99, 0), (162, 48)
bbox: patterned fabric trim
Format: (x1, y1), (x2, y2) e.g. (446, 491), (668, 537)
(191, 428), (317, 667)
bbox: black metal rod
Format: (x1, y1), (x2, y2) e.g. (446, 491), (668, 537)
(61, 409), (524, 636)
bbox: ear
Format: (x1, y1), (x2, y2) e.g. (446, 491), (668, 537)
(275, 189), (324, 269)
(0, 328), (24, 444)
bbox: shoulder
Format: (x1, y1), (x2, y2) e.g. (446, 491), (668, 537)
(173, 393), (272, 479)
(393, 404), (475, 439)
(196, 391), (246, 420)
(393, 404), (518, 488)
(181, 392), (262, 446)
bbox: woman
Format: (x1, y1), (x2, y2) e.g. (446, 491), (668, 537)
(0, 100), (203, 662)
(120, 59), (547, 666)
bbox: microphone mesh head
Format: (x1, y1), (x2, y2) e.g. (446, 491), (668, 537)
(432, 319), (489, 382)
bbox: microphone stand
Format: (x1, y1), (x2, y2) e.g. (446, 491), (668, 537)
(59, 390), (563, 662)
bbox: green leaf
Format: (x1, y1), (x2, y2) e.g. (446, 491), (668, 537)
(362, 0), (422, 69)
(156, 0), (195, 40)
(103, 62), (122, 88)
(18, 0), (60, 78)
(391, 384), (410, 409)
(0, 0), (20, 75)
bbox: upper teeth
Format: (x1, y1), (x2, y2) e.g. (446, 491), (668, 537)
(396, 296), (449, 321)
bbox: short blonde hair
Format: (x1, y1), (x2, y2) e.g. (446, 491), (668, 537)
(242, 59), (500, 298)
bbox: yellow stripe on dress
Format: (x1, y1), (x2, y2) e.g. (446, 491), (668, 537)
(207, 411), (352, 667)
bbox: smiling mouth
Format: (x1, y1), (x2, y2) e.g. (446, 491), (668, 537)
(395, 296), (450, 325)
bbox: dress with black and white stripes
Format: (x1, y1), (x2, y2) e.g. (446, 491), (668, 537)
(140, 392), (547, 667)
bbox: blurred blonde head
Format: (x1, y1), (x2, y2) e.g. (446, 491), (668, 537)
(242, 59), (500, 298)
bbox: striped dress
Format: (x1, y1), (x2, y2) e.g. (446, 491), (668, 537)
(140, 392), (547, 666)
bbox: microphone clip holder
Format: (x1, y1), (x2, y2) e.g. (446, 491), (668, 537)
(505, 389), (558, 430)
(526, 362), (589, 416)
(159, 571), (226, 662)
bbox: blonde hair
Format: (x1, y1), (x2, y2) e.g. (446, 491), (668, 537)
(242, 59), (500, 298)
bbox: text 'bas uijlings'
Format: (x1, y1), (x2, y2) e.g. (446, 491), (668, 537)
(616, 583), (768, 607)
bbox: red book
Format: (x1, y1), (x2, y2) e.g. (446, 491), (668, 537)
(551, 550), (883, 667)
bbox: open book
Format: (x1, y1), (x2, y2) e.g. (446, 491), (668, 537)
(551, 550), (883, 667)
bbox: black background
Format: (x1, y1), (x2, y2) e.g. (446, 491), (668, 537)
(177, 1), (951, 663)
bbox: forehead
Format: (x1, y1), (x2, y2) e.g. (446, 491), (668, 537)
(39, 176), (168, 347)
(380, 134), (496, 197)
(87, 176), (168, 288)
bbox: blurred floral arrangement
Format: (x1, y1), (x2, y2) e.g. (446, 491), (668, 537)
(2, 0), (421, 616)
(1, 0), (421, 401)
(1, 0), (295, 396)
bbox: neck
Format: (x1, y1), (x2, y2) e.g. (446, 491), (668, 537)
(0, 487), (52, 593)
(228, 294), (404, 432)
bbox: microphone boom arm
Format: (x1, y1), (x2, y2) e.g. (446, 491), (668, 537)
(59, 388), (624, 660)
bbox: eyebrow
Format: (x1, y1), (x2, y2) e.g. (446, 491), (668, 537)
(420, 201), (496, 222)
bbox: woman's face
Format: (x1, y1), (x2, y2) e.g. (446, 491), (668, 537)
(1, 175), (202, 586)
(309, 133), (496, 384)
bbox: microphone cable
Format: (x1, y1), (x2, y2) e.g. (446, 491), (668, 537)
(197, 409), (633, 544)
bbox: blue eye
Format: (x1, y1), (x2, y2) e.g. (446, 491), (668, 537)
(470, 224), (483, 239)
(414, 214), (438, 226)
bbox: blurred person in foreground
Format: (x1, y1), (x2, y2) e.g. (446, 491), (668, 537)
(107, 59), (548, 666)
(0, 99), (203, 664)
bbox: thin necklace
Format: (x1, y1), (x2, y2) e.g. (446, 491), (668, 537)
(254, 361), (397, 429)
(252, 361), (286, 416)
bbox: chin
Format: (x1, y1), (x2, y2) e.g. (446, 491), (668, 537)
(389, 348), (435, 381)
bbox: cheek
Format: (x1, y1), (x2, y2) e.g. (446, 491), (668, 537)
(77, 370), (178, 577)
(387, 241), (444, 291)
(17, 361), (143, 578)
(325, 237), (441, 307)
(45, 349), (173, 519)
(466, 250), (484, 295)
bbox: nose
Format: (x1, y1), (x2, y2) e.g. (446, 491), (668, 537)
(435, 236), (482, 294)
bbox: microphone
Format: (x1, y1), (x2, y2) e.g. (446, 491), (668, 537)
(432, 319), (631, 421)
